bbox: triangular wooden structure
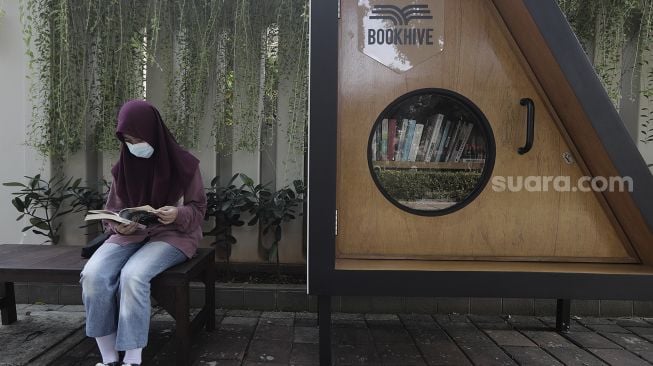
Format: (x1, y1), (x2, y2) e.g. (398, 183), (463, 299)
(308, 2), (653, 362)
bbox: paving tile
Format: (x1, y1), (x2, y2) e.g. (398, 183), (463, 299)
(332, 327), (373, 345)
(458, 345), (517, 366)
(544, 346), (607, 366)
(444, 329), (496, 348)
(376, 342), (426, 365)
(399, 313), (439, 329)
(221, 316), (259, 327)
(589, 348), (651, 366)
(369, 324), (414, 344)
(417, 342), (472, 365)
(244, 340), (292, 364)
(58, 305), (86, 312)
(253, 323), (293, 342)
(506, 315), (548, 330)
(539, 317), (590, 332)
(484, 330), (537, 347)
(577, 317), (617, 325)
(407, 328), (451, 345)
(502, 346), (563, 365)
(564, 332), (622, 349)
(294, 326), (319, 344)
(633, 350), (653, 364)
(521, 330), (576, 348)
(600, 332), (653, 352)
(225, 309), (262, 318)
(475, 322), (513, 330)
(614, 318), (652, 327)
(261, 311), (294, 319)
(289, 343), (319, 365)
(468, 315), (506, 323)
(333, 343), (380, 365)
(340, 296), (372, 313)
(587, 324), (632, 333)
(258, 317), (293, 327)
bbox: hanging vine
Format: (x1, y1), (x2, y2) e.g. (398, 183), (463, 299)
(558, 0), (653, 152)
(21, 0), (310, 158)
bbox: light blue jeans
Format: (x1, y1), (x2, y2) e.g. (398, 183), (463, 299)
(79, 241), (187, 350)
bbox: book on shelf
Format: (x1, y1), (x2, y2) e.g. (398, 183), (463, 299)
(376, 123), (382, 161)
(85, 205), (160, 230)
(453, 122), (474, 162)
(396, 118), (409, 161)
(416, 117), (434, 162)
(424, 114), (445, 162)
(387, 119), (397, 161)
(407, 123), (424, 162)
(433, 120), (452, 163)
(401, 119), (417, 161)
(444, 120), (463, 162)
(393, 120), (404, 161)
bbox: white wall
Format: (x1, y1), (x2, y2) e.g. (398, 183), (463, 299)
(0, 0), (50, 245)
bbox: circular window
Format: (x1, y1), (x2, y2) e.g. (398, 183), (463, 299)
(368, 88), (496, 216)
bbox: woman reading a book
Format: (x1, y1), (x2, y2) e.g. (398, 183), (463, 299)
(79, 100), (207, 366)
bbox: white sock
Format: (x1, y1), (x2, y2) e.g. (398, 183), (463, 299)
(123, 348), (143, 365)
(95, 333), (119, 364)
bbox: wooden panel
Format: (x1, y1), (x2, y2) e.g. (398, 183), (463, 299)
(336, 0), (634, 262)
(336, 259), (653, 275)
(492, 0), (653, 265)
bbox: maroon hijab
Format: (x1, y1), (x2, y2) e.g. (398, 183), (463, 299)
(111, 100), (199, 209)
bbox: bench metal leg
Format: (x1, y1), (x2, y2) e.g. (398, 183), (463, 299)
(204, 267), (215, 331)
(0, 282), (17, 325)
(174, 285), (191, 366)
(318, 295), (331, 366)
(556, 299), (571, 332)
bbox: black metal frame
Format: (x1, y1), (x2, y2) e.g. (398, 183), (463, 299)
(366, 88), (497, 217)
(308, 1), (653, 365)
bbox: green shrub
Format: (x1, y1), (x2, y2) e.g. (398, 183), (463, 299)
(376, 169), (482, 202)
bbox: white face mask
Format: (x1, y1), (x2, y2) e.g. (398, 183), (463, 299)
(126, 142), (154, 158)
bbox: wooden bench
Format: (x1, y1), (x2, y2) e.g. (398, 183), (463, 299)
(0, 244), (215, 366)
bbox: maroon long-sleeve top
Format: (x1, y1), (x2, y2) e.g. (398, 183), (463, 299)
(103, 167), (207, 258)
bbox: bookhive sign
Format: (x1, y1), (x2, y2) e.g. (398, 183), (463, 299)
(358, 0), (445, 72)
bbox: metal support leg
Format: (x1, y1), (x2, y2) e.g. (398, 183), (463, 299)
(0, 282), (17, 325)
(556, 299), (571, 332)
(318, 295), (332, 366)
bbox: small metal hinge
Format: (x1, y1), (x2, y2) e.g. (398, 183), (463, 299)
(335, 209), (338, 236)
(337, 0), (341, 19)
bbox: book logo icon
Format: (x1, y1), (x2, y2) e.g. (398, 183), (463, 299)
(370, 4), (433, 26)
(358, 0), (444, 73)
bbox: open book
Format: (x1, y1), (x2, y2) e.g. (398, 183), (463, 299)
(84, 205), (160, 230)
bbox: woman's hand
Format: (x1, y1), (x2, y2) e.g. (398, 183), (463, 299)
(115, 222), (139, 235)
(156, 206), (178, 225)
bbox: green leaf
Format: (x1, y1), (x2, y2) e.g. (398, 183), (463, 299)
(30, 218), (49, 230)
(268, 244), (278, 263)
(3, 182), (26, 187)
(12, 197), (25, 212)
